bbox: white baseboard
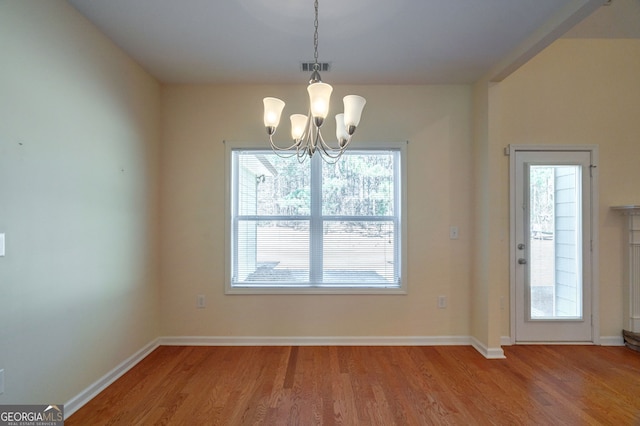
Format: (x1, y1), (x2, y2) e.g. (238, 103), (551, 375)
(160, 335), (507, 359)
(500, 335), (623, 346)
(470, 337), (506, 359)
(600, 335), (625, 346)
(64, 339), (159, 419)
(159, 335), (472, 347)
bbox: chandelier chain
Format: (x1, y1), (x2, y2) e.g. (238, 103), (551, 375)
(262, 0), (366, 163)
(313, 0), (319, 70)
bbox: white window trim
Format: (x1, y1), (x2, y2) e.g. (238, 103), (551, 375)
(223, 140), (409, 295)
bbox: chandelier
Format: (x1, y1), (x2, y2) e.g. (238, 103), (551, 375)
(262, 0), (366, 163)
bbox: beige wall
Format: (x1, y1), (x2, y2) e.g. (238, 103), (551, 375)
(0, 0), (160, 404)
(159, 84), (474, 338)
(3, 0), (638, 409)
(492, 38), (640, 339)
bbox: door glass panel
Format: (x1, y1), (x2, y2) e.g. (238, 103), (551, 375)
(529, 165), (582, 320)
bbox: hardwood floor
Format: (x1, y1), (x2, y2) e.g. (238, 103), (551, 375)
(66, 345), (640, 425)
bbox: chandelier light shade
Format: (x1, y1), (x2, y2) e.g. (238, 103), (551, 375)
(290, 114), (307, 140)
(263, 97), (285, 134)
(263, 0), (366, 162)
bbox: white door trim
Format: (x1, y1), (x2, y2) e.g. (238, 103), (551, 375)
(508, 144), (599, 344)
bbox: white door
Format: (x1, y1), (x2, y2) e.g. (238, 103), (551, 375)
(512, 149), (594, 342)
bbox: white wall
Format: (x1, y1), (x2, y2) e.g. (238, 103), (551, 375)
(159, 84), (473, 339)
(0, 0), (160, 404)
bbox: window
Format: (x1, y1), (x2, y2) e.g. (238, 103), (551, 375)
(225, 141), (407, 294)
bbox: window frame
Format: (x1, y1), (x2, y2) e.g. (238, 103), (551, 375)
(224, 140), (408, 295)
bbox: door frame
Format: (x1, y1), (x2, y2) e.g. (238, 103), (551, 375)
(508, 144), (599, 344)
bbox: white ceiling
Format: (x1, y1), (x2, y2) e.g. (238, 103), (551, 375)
(66, 0), (639, 85)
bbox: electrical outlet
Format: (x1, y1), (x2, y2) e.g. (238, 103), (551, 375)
(0, 369), (5, 395)
(438, 296), (447, 309)
(196, 294), (206, 309)
(449, 226), (459, 240)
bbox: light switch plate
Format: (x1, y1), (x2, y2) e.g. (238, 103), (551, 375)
(438, 296), (447, 309)
(0, 233), (5, 257)
(449, 226), (459, 240)
(196, 294), (206, 309)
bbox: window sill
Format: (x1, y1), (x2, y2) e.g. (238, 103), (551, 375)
(225, 284), (407, 295)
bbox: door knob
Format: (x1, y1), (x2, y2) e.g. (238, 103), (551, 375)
(518, 258), (527, 264)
